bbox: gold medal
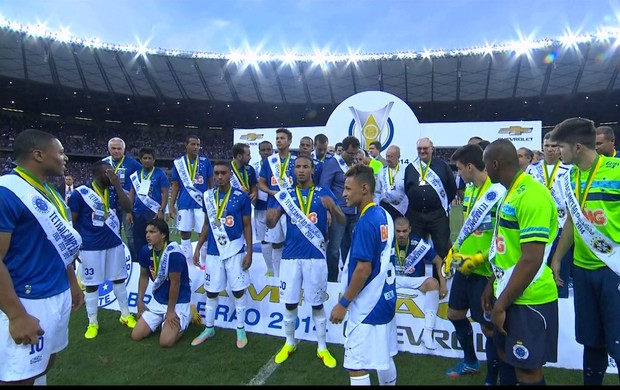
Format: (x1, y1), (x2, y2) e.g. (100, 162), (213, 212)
(390, 185), (395, 191)
(215, 219), (221, 227)
(419, 180), (427, 186)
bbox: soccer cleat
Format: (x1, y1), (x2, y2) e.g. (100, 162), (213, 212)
(317, 349), (337, 368)
(274, 343), (297, 364)
(84, 324), (99, 339)
(191, 326), (216, 346)
(236, 328), (248, 349)
(445, 360), (481, 378)
(422, 329), (437, 350)
(119, 314), (137, 329)
(264, 271), (274, 277)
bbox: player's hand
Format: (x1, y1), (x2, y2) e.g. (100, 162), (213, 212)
(168, 205), (177, 221)
(320, 195), (336, 210)
(105, 168), (121, 187)
(137, 302), (148, 319)
(248, 192), (257, 203)
(193, 248), (201, 267)
(156, 210), (164, 220)
(9, 312), (44, 346)
(329, 304), (347, 324)
(490, 303), (507, 336)
(69, 278), (84, 311)
(166, 310), (180, 329)
(551, 261), (564, 288)
(439, 280), (448, 300)
(242, 252), (253, 271)
(126, 213), (134, 225)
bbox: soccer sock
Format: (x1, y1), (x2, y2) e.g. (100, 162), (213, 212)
(423, 290), (439, 332)
(85, 291), (99, 325)
(484, 336), (500, 385)
(261, 243), (274, 273)
(583, 346), (608, 385)
(283, 307), (298, 346)
(181, 239), (192, 260)
(235, 294), (246, 329)
(350, 374), (371, 386)
(33, 375), (46, 386)
(499, 360), (517, 386)
(312, 307), (328, 351)
(377, 357), (397, 385)
(205, 296), (218, 328)
(112, 282), (130, 317)
(272, 247), (282, 278)
(450, 318), (477, 364)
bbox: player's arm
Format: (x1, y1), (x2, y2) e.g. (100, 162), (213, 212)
(169, 181), (180, 218)
(107, 169), (132, 213)
(258, 176), (275, 196)
(166, 270), (182, 325)
(550, 215), (574, 286)
(330, 259), (372, 324)
(126, 188), (135, 224)
(249, 182), (258, 205)
(159, 186), (169, 219)
(242, 214), (253, 271)
(321, 195), (345, 225)
(193, 211), (210, 267)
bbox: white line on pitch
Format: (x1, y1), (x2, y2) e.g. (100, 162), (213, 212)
(248, 352), (280, 386)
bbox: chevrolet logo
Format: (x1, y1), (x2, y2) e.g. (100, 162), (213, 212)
(240, 133), (264, 141)
(498, 126), (533, 135)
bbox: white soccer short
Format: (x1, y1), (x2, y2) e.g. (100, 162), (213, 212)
(204, 252), (250, 293)
(396, 275), (433, 291)
(343, 319), (398, 371)
(141, 298), (191, 334)
(80, 244), (128, 286)
(279, 258), (328, 306)
(0, 289), (71, 382)
(253, 209), (268, 242)
(265, 214), (286, 244)
(176, 208), (204, 234)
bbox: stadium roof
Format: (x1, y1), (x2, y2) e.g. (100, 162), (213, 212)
(1, 26), (620, 129)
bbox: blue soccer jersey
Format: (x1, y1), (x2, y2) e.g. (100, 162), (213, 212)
(231, 162), (258, 192)
(392, 233), (437, 277)
(138, 244), (191, 305)
(103, 155), (142, 193)
(202, 188), (252, 256)
(69, 184), (122, 251)
(348, 204), (396, 325)
(0, 180), (71, 299)
(259, 153), (297, 208)
(132, 167), (170, 215)
(253, 160), (269, 211)
(171, 155), (213, 210)
(276, 186), (337, 260)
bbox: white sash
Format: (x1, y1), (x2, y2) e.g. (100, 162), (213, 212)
(560, 172), (620, 276)
(230, 168), (245, 191)
(333, 154), (350, 175)
(412, 158), (449, 216)
(151, 242), (183, 292)
(130, 171), (160, 214)
(456, 183), (506, 249)
(0, 175), (82, 267)
(203, 189), (244, 259)
(267, 155), (293, 192)
(341, 207), (395, 333)
(397, 238), (431, 275)
(529, 163), (569, 226)
(174, 157), (203, 207)
(274, 188), (326, 258)
(489, 208), (551, 298)
(76, 185), (122, 239)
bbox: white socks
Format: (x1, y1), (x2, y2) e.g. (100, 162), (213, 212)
(85, 291), (98, 325)
(113, 282), (130, 317)
(33, 375), (47, 386)
(205, 296), (218, 327)
(235, 294), (246, 329)
(350, 374), (371, 386)
(272, 247), (282, 278)
(283, 307), (298, 346)
(261, 243), (273, 273)
(181, 239), (192, 260)
(312, 308), (328, 351)
(424, 290), (439, 331)
(377, 358), (397, 385)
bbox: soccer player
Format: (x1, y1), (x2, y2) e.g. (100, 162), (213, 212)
(69, 161), (137, 339)
(254, 140), (275, 276)
(481, 139), (559, 386)
(594, 125), (619, 157)
(265, 155), (345, 368)
(103, 137), (142, 263)
(128, 147), (169, 261)
(191, 160), (253, 349)
(446, 144), (516, 385)
(526, 132), (572, 298)
(311, 133), (333, 184)
(231, 143), (258, 202)
(0, 129), (83, 385)
(170, 135), (214, 261)
(392, 217), (447, 350)
(549, 118), (620, 385)
(258, 128), (297, 278)
(131, 219), (190, 347)
(330, 164), (398, 386)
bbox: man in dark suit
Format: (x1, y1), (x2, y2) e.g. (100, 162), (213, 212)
(404, 137), (457, 278)
(57, 175), (75, 204)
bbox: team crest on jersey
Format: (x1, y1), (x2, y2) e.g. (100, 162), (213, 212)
(512, 342), (529, 360)
(486, 191), (497, 201)
(98, 243), (133, 308)
(32, 196), (49, 213)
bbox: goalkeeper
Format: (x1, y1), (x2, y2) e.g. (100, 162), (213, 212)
(393, 217), (448, 350)
(443, 144), (516, 385)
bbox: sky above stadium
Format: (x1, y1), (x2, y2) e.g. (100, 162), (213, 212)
(1, 0), (619, 55)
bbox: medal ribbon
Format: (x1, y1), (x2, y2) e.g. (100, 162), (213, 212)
(185, 154), (198, 182)
(14, 166), (69, 221)
(279, 153), (291, 182)
(215, 186), (232, 220)
(419, 157), (431, 181)
(112, 155), (125, 174)
(360, 201), (377, 217)
(542, 161), (560, 190)
(295, 186), (315, 216)
(92, 180), (110, 213)
(395, 240), (409, 269)
(575, 154), (602, 210)
(140, 167), (154, 182)
(231, 161), (249, 190)
(152, 241), (167, 277)
(388, 164), (399, 188)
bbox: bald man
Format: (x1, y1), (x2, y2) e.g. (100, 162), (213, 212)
(481, 139), (558, 386)
(374, 145), (408, 221)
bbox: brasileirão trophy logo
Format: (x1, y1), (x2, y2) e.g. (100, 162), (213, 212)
(348, 101), (395, 151)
